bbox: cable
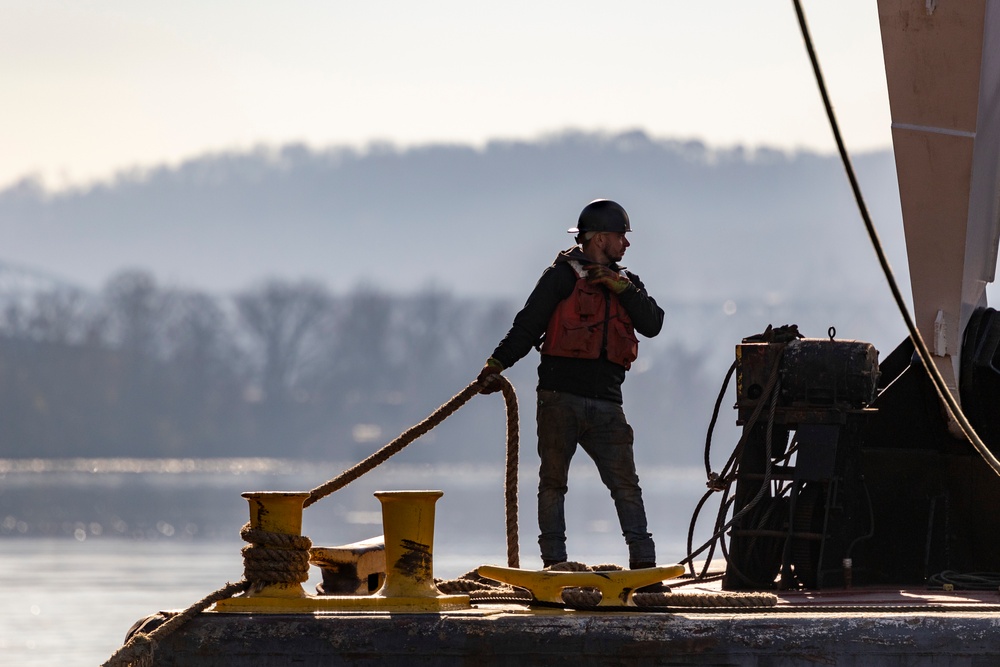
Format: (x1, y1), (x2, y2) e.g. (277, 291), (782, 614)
(791, 0), (1000, 478)
(927, 570), (1000, 591)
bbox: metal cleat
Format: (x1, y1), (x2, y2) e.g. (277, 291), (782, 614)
(311, 536), (386, 595)
(477, 564), (686, 607)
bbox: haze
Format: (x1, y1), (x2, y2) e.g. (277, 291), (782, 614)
(1, 0), (890, 190)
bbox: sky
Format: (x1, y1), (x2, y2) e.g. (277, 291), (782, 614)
(0, 0), (893, 191)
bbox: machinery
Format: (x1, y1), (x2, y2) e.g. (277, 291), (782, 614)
(724, 0), (1000, 590)
(724, 328), (879, 589)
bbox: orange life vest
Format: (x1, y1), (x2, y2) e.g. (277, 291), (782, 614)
(540, 261), (639, 369)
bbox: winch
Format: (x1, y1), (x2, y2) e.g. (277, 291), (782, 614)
(724, 326), (879, 590)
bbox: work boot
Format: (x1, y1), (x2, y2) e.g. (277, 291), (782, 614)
(542, 559), (562, 569)
(630, 561), (671, 593)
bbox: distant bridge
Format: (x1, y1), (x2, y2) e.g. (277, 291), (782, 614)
(0, 259), (85, 302)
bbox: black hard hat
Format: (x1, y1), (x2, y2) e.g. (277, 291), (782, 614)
(567, 199), (631, 234)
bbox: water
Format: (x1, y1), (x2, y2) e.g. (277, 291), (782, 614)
(0, 459), (712, 666)
(0, 539), (242, 667)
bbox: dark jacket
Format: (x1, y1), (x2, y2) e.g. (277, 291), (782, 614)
(490, 246), (664, 404)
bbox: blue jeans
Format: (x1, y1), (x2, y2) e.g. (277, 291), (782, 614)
(535, 389), (656, 566)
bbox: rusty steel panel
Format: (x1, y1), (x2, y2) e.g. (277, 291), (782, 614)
(144, 608), (1000, 666)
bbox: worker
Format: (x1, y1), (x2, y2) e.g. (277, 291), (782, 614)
(477, 199), (664, 571)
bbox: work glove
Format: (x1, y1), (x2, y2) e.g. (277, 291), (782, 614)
(476, 357), (504, 394)
(586, 265), (631, 294)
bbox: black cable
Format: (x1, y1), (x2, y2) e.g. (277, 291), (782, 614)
(791, 0), (1000, 477)
(704, 361), (737, 479)
(927, 570), (1000, 591)
(681, 359), (783, 574)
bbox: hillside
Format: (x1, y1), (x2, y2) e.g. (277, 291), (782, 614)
(0, 131), (912, 465)
(0, 130), (906, 302)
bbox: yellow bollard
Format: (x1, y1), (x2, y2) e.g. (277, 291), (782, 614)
(373, 490), (445, 599)
(241, 491), (311, 599)
(212, 489), (471, 613)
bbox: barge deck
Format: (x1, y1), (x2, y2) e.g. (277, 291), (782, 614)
(136, 582), (1000, 666)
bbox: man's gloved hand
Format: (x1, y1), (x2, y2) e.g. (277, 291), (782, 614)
(476, 357), (505, 394)
(586, 265), (631, 294)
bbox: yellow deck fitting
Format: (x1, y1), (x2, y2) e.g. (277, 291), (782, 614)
(232, 491), (314, 602)
(477, 564), (686, 607)
(311, 535), (387, 595)
(212, 489), (470, 613)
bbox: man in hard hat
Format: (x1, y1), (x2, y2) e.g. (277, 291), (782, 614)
(477, 199), (664, 571)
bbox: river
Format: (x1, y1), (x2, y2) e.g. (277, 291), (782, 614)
(0, 458), (712, 666)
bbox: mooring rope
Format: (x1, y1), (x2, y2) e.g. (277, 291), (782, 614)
(515, 561), (777, 610)
(103, 374), (518, 667)
(240, 523), (313, 588)
(500, 379), (521, 568)
(436, 567), (527, 597)
(304, 380), (483, 507)
(101, 581), (251, 667)
(103, 522), (328, 666)
(302, 375), (520, 566)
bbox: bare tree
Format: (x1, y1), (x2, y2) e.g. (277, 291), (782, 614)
(101, 269), (167, 358)
(160, 289), (250, 453)
(27, 287), (91, 344)
(235, 279), (334, 405)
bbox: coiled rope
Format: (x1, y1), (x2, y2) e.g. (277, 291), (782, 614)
(514, 561), (777, 610)
(240, 523), (313, 590)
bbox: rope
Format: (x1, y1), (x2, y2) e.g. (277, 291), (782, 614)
(436, 567), (528, 597)
(103, 514), (317, 666)
(547, 560), (595, 572)
(500, 380), (521, 568)
(792, 0), (1000, 479)
(101, 581), (250, 667)
(102, 374), (521, 665)
(240, 523), (313, 588)
(533, 561), (777, 609)
(633, 590), (777, 609)
(303, 375), (520, 567)
(305, 379), (487, 506)
(559, 586), (777, 609)
(556, 591), (777, 609)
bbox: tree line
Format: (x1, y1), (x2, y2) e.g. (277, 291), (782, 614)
(0, 269), (719, 465)
(0, 270), (518, 460)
